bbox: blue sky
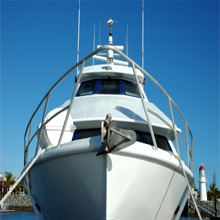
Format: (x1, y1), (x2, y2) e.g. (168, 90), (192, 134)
(1, 0), (219, 190)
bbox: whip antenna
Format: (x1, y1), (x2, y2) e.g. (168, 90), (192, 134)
(99, 21), (101, 45)
(127, 24), (128, 56)
(142, 0), (144, 69)
(93, 24), (96, 65)
(77, 0), (80, 73)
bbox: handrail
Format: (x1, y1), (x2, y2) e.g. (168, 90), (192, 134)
(24, 45), (193, 174)
(132, 62), (158, 150)
(188, 198), (220, 217)
(24, 106), (69, 164)
(57, 59), (85, 148)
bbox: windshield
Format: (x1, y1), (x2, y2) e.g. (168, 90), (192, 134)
(77, 79), (140, 98)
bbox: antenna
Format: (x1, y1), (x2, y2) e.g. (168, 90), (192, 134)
(105, 19), (117, 45)
(142, 0), (144, 69)
(92, 19), (128, 66)
(127, 24), (128, 56)
(77, 0), (81, 73)
(99, 20), (101, 45)
(93, 24), (96, 65)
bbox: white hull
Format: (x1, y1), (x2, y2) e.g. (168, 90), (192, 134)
(23, 137), (193, 220)
(20, 21), (196, 220)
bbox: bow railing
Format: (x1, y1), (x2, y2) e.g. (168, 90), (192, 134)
(24, 45), (193, 173)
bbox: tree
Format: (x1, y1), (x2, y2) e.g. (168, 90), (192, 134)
(15, 181), (26, 194)
(5, 172), (15, 192)
(207, 172), (220, 201)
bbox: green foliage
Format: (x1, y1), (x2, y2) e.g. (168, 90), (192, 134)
(3, 171), (27, 194)
(207, 181), (220, 201)
(5, 172), (15, 189)
(15, 181), (26, 194)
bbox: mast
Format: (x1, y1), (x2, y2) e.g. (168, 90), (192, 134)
(77, 0), (80, 73)
(142, 0), (144, 69)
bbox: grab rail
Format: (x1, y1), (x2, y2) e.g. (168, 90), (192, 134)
(24, 45), (193, 173)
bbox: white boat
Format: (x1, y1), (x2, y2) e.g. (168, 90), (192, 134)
(22, 20), (194, 220)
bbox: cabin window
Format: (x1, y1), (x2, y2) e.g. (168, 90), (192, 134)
(76, 79), (140, 98)
(125, 81), (140, 97)
(77, 80), (96, 96)
(100, 79), (120, 94)
(146, 133), (172, 151)
(72, 129), (171, 152)
(72, 129), (101, 141)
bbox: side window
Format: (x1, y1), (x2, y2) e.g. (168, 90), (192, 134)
(72, 129), (100, 141)
(135, 131), (148, 143)
(100, 80), (120, 94)
(124, 81), (140, 97)
(154, 135), (171, 151)
(146, 133), (153, 145)
(146, 133), (171, 151)
(77, 80), (96, 96)
(72, 128), (171, 152)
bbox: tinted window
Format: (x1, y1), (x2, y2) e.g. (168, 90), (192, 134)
(125, 81), (140, 97)
(72, 129), (100, 141)
(77, 80), (96, 96)
(77, 79), (140, 98)
(100, 80), (120, 94)
(72, 128), (171, 152)
(146, 133), (171, 151)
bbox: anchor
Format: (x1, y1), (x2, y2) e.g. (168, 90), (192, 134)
(97, 113), (136, 156)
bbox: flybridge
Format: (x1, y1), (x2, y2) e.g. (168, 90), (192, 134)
(92, 19), (129, 67)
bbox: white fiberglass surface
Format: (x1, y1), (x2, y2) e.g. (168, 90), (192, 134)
(106, 152), (192, 220)
(78, 64), (145, 84)
(60, 95), (172, 129)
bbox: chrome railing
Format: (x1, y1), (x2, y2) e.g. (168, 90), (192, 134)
(24, 45), (193, 172)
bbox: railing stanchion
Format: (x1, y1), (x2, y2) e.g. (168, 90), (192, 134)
(24, 137), (27, 166)
(168, 97), (181, 159)
(28, 120), (33, 144)
(190, 140), (193, 170)
(35, 94), (50, 156)
(57, 59), (85, 148)
(25, 120), (33, 164)
(185, 122), (190, 168)
(132, 62), (158, 150)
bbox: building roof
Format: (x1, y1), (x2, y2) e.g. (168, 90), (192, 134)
(0, 172), (6, 181)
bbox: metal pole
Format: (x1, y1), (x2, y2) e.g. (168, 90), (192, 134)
(93, 24), (95, 65)
(131, 62), (158, 150)
(77, 0), (80, 73)
(142, 0), (144, 69)
(127, 24), (128, 56)
(185, 122), (190, 168)
(35, 94), (50, 156)
(99, 20), (101, 45)
(57, 59), (85, 148)
(168, 97), (181, 158)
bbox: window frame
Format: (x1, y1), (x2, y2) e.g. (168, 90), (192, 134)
(72, 128), (172, 152)
(76, 79), (140, 98)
